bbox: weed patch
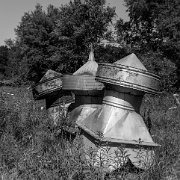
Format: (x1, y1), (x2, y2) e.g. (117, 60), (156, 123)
(0, 87), (180, 179)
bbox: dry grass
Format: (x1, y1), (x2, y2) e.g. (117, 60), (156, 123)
(0, 86), (180, 179)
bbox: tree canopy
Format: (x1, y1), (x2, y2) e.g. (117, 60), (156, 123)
(2, 0), (180, 92)
(115, 0), (180, 91)
(7, 1), (116, 82)
(0, 45), (8, 79)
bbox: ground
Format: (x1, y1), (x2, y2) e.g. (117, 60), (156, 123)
(0, 86), (180, 179)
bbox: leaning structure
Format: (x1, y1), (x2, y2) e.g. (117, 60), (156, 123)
(33, 69), (74, 125)
(33, 50), (160, 172)
(75, 53), (160, 171)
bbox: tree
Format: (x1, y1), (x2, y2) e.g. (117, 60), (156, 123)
(51, 0), (116, 73)
(0, 45), (9, 79)
(11, 0), (116, 82)
(14, 4), (62, 82)
(115, 0), (180, 91)
(157, 0), (180, 88)
(116, 0), (164, 52)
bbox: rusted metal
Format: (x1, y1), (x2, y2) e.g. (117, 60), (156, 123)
(33, 69), (75, 125)
(75, 53), (160, 171)
(34, 69), (62, 98)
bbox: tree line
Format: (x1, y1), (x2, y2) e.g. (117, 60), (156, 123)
(0, 0), (179, 92)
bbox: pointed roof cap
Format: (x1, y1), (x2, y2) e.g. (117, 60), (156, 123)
(62, 45), (104, 92)
(96, 53), (160, 94)
(115, 53), (147, 71)
(73, 45), (98, 76)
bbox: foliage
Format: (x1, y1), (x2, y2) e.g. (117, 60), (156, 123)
(12, 4), (62, 82)
(53, 0), (116, 73)
(116, 0), (180, 52)
(6, 1), (116, 82)
(95, 45), (128, 64)
(115, 0), (180, 91)
(0, 45), (9, 79)
(137, 51), (177, 92)
(157, 0), (180, 87)
(0, 0), (180, 179)
(0, 86), (180, 179)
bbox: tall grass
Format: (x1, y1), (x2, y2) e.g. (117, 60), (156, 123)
(0, 86), (180, 179)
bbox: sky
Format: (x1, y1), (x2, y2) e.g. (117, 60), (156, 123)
(0, 0), (129, 46)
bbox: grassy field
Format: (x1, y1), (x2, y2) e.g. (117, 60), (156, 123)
(0, 86), (180, 180)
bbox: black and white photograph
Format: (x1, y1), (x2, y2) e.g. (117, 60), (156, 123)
(0, 0), (180, 179)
